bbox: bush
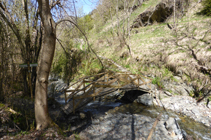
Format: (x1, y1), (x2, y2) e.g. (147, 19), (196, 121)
(200, 0), (211, 16)
(78, 57), (103, 77)
(52, 48), (83, 83)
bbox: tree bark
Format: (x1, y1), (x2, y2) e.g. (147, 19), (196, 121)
(35, 0), (56, 130)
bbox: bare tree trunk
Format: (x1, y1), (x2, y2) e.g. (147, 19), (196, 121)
(35, 0), (56, 130)
(116, 0), (120, 36)
(173, 0), (176, 28)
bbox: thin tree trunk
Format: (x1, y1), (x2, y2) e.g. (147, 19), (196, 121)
(174, 0), (176, 27)
(35, 0), (56, 130)
(0, 41), (4, 101)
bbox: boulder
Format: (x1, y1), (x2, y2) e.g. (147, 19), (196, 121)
(163, 81), (194, 96)
(131, 0), (189, 28)
(135, 93), (153, 106)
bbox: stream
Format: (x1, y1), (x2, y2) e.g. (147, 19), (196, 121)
(48, 79), (211, 140)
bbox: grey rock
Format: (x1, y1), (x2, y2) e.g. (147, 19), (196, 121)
(135, 93), (153, 106)
(164, 117), (183, 139)
(173, 76), (182, 83)
(191, 108), (200, 115)
(163, 82), (193, 96)
(131, 0), (189, 29)
(92, 119), (100, 124)
(164, 91), (172, 96)
(176, 70), (183, 77)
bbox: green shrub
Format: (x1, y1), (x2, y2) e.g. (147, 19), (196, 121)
(200, 0), (211, 16)
(52, 48), (84, 83)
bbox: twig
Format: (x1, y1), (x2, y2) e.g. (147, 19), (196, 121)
(147, 113), (162, 140)
(14, 122), (21, 130)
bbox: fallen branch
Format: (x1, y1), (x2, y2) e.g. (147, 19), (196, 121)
(147, 113), (162, 140)
(8, 108), (19, 114)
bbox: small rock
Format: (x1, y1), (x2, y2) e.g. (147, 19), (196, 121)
(99, 117), (104, 121)
(80, 112), (86, 119)
(92, 119), (100, 124)
(164, 117), (183, 139)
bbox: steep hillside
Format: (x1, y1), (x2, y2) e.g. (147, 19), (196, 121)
(87, 0), (211, 100)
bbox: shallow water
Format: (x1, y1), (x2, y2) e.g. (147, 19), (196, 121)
(105, 103), (211, 140)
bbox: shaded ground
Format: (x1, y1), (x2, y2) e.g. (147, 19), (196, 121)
(0, 97), (88, 140)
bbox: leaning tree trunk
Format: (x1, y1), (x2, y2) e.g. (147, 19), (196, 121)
(35, 0), (56, 130)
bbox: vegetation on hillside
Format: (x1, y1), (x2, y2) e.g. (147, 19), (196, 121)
(84, 0), (211, 100)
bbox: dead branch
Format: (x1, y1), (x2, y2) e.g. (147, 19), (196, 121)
(147, 113), (162, 140)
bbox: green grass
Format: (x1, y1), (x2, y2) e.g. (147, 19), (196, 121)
(152, 77), (164, 89)
(130, 0), (160, 21)
(20, 131), (29, 135)
(131, 24), (168, 47)
(163, 68), (172, 77)
(0, 103), (5, 108)
(167, 89), (173, 94)
(77, 56), (103, 78)
(92, 0), (161, 41)
(170, 76), (179, 82)
(73, 131), (80, 140)
(189, 90), (195, 97)
(125, 64), (130, 69)
(208, 96), (211, 101)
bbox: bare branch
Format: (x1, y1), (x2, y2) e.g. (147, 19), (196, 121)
(0, 3), (25, 51)
(50, 0), (61, 9)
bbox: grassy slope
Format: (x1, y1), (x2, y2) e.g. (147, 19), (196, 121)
(88, 0), (211, 97)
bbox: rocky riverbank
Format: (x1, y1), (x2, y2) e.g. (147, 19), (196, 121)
(79, 113), (183, 140)
(145, 77), (211, 128)
(153, 94), (211, 127)
(47, 74), (211, 139)
(73, 102), (211, 140)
